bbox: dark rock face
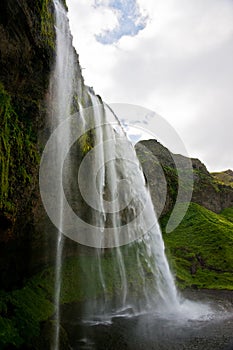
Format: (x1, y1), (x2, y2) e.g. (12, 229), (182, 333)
(136, 139), (233, 217)
(0, 0), (55, 125)
(0, 0), (55, 289)
(135, 141), (175, 217)
(191, 162), (233, 213)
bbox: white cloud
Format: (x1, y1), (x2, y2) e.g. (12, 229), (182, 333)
(67, 0), (233, 172)
(94, 0), (148, 44)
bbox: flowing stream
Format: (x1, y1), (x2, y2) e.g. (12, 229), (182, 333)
(48, 1), (212, 348)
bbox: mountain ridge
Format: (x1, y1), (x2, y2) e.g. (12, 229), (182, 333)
(136, 139), (233, 217)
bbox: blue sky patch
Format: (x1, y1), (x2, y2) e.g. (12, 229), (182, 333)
(94, 0), (148, 44)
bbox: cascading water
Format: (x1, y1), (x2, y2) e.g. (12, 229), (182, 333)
(46, 0), (212, 348)
(49, 0), (76, 347)
(77, 96), (180, 317)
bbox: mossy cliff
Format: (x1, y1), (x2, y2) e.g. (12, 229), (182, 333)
(0, 0), (58, 289)
(0, 0), (55, 124)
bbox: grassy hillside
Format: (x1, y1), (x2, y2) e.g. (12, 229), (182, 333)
(221, 206), (233, 223)
(212, 170), (233, 187)
(161, 203), (233, 290)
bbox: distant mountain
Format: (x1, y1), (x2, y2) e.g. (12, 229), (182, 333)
(136, 139), (233, 217)
(211, 169), (233, 187)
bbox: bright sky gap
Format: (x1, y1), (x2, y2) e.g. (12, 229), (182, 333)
(67, 0), (233, 172)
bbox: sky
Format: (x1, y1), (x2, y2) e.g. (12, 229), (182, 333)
(66, 0), (233, 172)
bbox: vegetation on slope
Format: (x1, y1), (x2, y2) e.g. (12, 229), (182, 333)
(220, 206), (233, 224)
(161, 203), (233, 290)
(212, 170), (233, 188)
(0, 83), (39, 214)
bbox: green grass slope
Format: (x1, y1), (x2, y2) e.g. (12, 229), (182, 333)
(161, 203), (233, 290)
(221, 206), (233, 224)
(212, 170), (233, 187)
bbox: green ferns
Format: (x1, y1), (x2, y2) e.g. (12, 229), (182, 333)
(0, 83), (39, 212)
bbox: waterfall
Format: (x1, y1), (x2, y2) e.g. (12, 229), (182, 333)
(45, 0), (212, 348)
(50, 0), (76, 347)
(76, 96), (180, 317)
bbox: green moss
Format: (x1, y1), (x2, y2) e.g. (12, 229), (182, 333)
(36, 0), (55, 49)
(161, 203), (233, 290)
(0, 267), (56, 348)
(78, 130), (95, 155)
(0, 282), (54, 348)
(220, 207), (233, 223)
(163, 165), (178, 201)
(58, 249), (148, 303)
(0, 316), (22, 349)
(0, 83), (39, 213)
